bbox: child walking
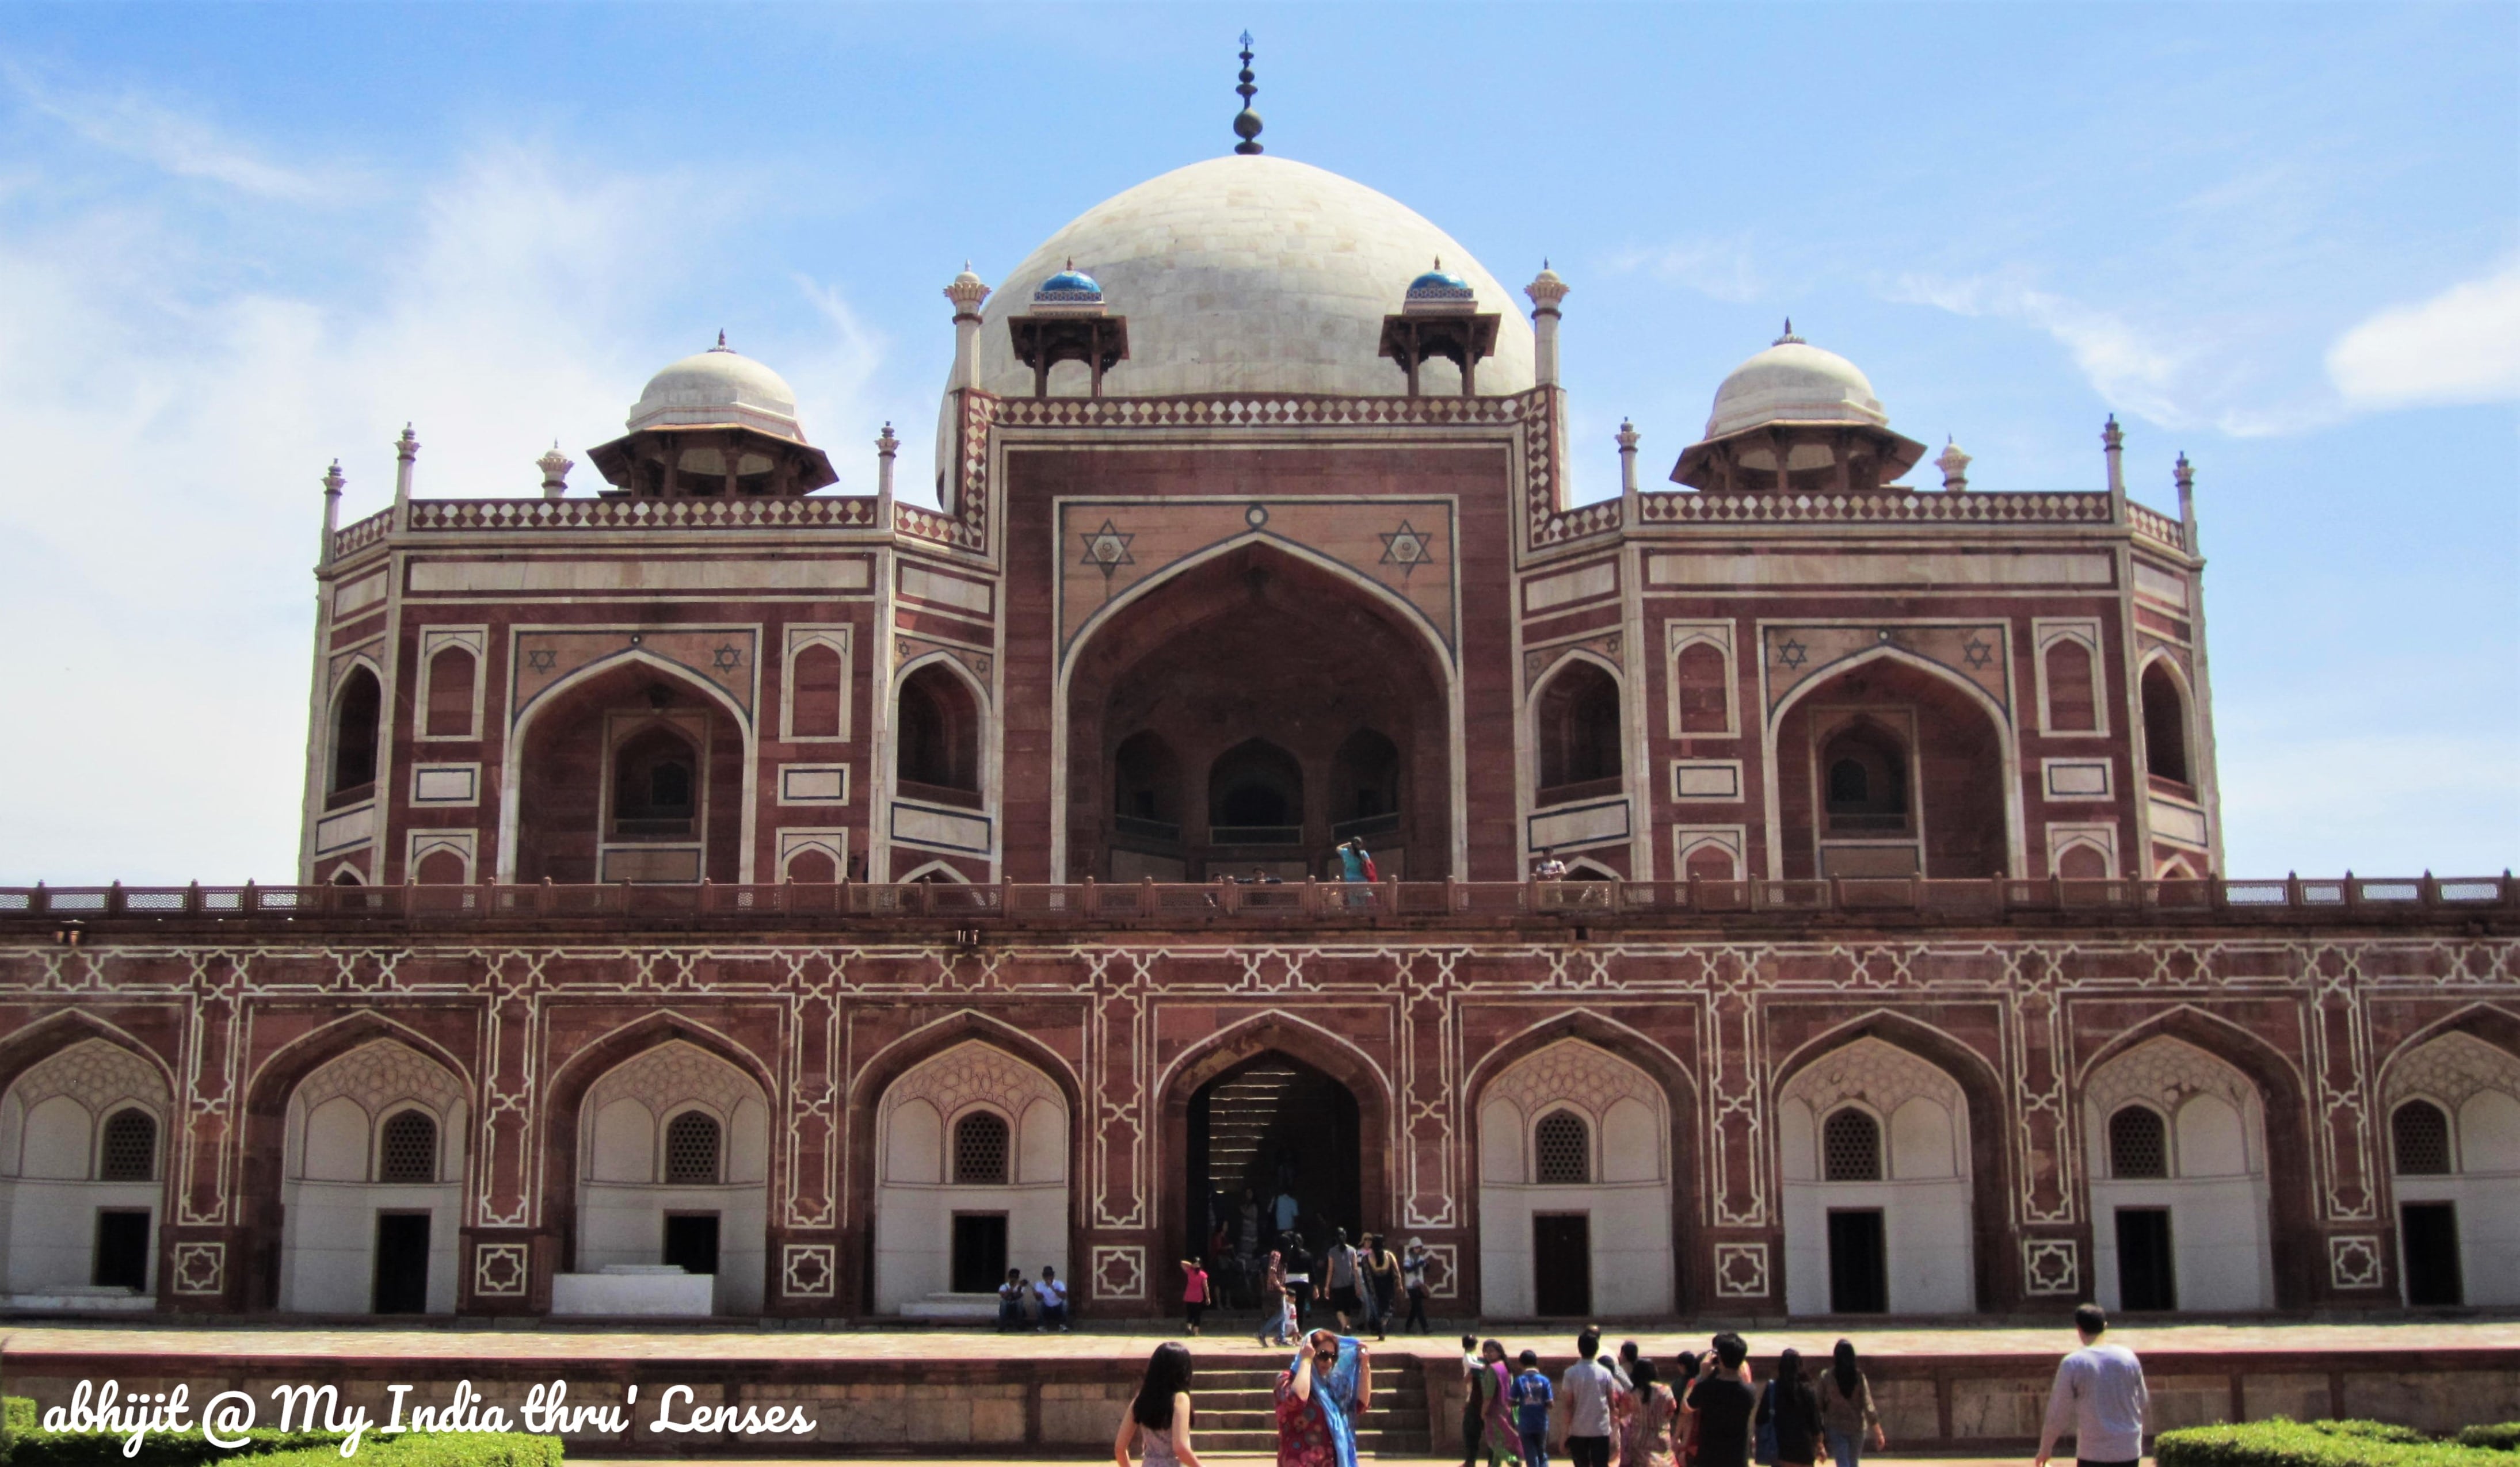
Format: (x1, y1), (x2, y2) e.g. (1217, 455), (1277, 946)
(1513, 1348), (1556, 1467)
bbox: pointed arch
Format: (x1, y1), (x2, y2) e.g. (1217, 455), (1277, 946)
(1465, 1008), (1703, 1310)
(894, 859), (973, 884)
(0, 1010), (180, 1105)
(495, 650), (758, 883)
(842, 1009), (1085, 1315)
(1763, 642), (2026, 880)
(2074, 1003), (2319, 1307)
(1156, 1008), (1396, 1285)
(1051, 534), (1467, 883)
(2376, 1003), (2520, 1085)
(1771, 1008), (2015, 1309)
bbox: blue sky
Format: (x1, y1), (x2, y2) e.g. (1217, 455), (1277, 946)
(0, 3), (2511, 883)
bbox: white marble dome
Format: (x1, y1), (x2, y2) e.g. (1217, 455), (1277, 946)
(973, 155), (1534, 399)
(627, 339), (807, 443)
(1703, 335), (1888, 441)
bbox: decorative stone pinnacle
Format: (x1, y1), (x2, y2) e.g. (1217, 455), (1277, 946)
(1775, 318), (1805, 346)
(944, 266), (992, 316)
(1233, 32), (1264, 155)
(2102, 413), (2123, 450)
(536, 441), (574, 494)
(321, 459), (345, 495)
(876, 422), (899, 457)
(1934, 435), (1972, 492)
(396, 424), (420, 460)
(2174, 450), (2194, 490)
(1525, 265), (1570, 312)
(1616, 419), (1640, 452)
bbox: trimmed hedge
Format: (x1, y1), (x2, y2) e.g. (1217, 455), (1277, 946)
(2457, 1426), (2520, 1452)
(2159, 1422), (2503, 1467)
(1, 1399), (559, 1467)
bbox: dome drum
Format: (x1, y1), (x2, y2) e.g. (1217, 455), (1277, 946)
(588, 425), (840, 499)
(1672, 422), (1926, 494)
(1672, 330), (1926, 492)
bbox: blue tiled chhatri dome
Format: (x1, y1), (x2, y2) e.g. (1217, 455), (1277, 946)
(1030, 263), (1107, 315)
(1402, 261), (1477, 315)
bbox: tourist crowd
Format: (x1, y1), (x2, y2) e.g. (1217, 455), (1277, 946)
(1108, 1304), (2150, 1467)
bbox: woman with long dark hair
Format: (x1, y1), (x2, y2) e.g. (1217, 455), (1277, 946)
(1626, 1355), (1679, 1467)
(1815, 1340), (1884, 1467)
(1755, 1348), (1822, 1467)
(1115, 1341), (1203, 1467)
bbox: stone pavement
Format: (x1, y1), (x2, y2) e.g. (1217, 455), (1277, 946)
(2, 1317), (2514, 1364)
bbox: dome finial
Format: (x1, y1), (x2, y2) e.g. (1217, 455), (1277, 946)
(1232, 31), (1264, 155)
(1776, 318), (1804, 346)
(714, 330), (729, 351)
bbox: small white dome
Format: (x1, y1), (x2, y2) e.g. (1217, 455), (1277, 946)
(1704, 335), (1888, 441)
(971, 155), (1534, 399)
(627, 339), (806, 442)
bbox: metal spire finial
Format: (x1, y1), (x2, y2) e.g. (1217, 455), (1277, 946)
(1776, 318), (1804, 345)
(714, 330), (729, 351)
(1233, 32), (1264, 155)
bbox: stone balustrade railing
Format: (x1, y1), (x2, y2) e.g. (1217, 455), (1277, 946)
(1635, 488), (2118, 528)
(5, 874), (2508, 933)
(328, 496), (883, 560)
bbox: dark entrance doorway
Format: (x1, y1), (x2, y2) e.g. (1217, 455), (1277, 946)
(2115, 1208), (2176, 1310)
(1532, 1214), (1592, 1316)
(952, 1212), (1010, 1294)
(93, 1209), (152, 1292)
(663, 1212), (720, 1277)
(2400, 1202), (2462, 1306)
(1826, 1209), (1888, 1313)
(371, 1212), (430, 1313)
(1187, 1052), (1362, 1273)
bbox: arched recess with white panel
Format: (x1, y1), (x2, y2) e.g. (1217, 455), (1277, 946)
(0, 1038), (169, 1301)
(2382, 1029), (2520, 1306)
(2083, 1036), (2273, 1312)
(279, 1040), (467, 1314)
(1776, 1038), (1972, 1315)
(872, 1040), (1069, 1314)
(1477, 1040), (1670, 1318)
(577, 1041), (771, 1313)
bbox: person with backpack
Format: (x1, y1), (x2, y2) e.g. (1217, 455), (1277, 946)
(1511, 1349), (1556, 1467)
(1816, 1340), (1884, 1467)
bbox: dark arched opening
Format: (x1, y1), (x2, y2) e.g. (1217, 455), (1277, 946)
(329, 668), (382, 804)
(515, 664), (744, 884)
(1063, 543), (1450, 882)
(1208, 739), (1305, 840)
(1185, 1050), (1362, 1298)
(1536, 661), (1622, 804)
(1779, 659), (2008, 879)
(1112, 729), (1184, 858)
(1330, 727), (1402, 841)
(898, 663), (982, 807)
(2142, 662), (2192, 789)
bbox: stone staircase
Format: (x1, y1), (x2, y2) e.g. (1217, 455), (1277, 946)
(1185, 1353), (1429, 1457)
(1206, 1060), (1301, 1195)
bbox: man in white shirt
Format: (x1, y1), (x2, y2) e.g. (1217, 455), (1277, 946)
(1556, 1327), (1627, 1467)
(2035, 1303), (2148, 1467)
(1032, 1264), (1069, 1332)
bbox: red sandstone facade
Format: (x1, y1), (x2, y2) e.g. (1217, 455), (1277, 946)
(3, 152), (2511, 1327)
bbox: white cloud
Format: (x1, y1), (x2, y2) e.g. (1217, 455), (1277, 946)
(2325, 261), (2520, 408)
(3, 60), (338, 201)
(1607, 232), (1766, 304)
(0, 117), (895, 883)
(1890, 269), (2194, 426)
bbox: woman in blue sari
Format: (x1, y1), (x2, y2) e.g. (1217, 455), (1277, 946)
(1273, 1328), (1371, 1467)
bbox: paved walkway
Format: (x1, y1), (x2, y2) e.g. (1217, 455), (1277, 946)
(2, 1318), (2514, 1364)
